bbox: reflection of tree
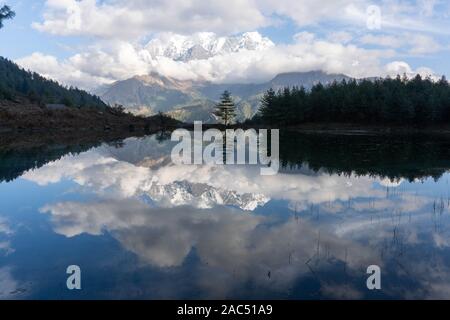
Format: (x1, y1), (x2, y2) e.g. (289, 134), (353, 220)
(155, 131), (171, 144)
(0, 141), (108, 183)
(278, 132), (450, 181)
(4, 131), (450, 184)
(107, 141), (125, 149)
(222, 131), (235, 164)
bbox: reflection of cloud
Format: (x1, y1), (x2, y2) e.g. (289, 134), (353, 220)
(0, 268), (24, 299)
(394, 256), (450, 300)
(0, 218), (12, 235)
(22, 135), (450, 298)
(0, 217), (14, 256)
(433, 233), (450, 248)
(379, 178), (404, 188)
(22, 152), (118, 186)
(321, 283), (363, 300)
(23, 144), (389, 210)
(0, 241), (14, 255)
(40, 198), (377, 297)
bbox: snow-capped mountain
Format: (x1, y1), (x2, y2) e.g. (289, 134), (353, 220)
(144, 180), (269, 211)
(99, 138), (270, 211)
(145, 32), (274, 62)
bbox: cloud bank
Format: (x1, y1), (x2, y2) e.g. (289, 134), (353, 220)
(14, 0), (449, 89)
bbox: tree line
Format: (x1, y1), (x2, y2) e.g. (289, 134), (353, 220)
(277, 131), (450, 181)
(256, 75), (450, 126)
(0, 56), (108, 109)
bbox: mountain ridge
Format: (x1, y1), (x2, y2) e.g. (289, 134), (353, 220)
(100, 70), (351, 122)
(145, 31), (275, 62)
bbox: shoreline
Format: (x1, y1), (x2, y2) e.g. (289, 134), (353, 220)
(0, 98), (181, 147)
(181, 122), (450, 136)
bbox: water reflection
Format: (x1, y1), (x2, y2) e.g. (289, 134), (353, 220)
(1, 132), (450, 299)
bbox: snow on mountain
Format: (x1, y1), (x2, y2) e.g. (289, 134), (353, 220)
(144, 180), (269, 211)
(101, 138), (270, 211)
(145, 32), (274, 61)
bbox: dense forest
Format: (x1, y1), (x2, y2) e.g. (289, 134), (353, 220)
(277, 132), (450, 181)
(0, 57), (107, 109)
(256, 75), (450, 126)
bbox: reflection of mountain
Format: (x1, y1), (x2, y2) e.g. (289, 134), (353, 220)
(100, 71), (350, 122)
(6, 132), (450, 185)
(14, 132), (450, 298)
(145, 180), (268, 210)
(99, 135), (175, 166)
(17, 136), (269, 211)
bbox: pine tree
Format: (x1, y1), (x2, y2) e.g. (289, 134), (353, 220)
(259, 88), (276, 123)
(254, 74), (450, 126)
(214, 91), (236, 126)
(0, 5), (15, 29)
(0, 57), (108, 109)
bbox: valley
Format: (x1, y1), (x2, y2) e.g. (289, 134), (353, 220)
(99, 71), (350, 123)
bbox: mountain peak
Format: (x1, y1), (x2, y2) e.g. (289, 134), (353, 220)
(100, 70), (352, 121)
(145, 31), (274, 62)
(132, 72), (194, 91)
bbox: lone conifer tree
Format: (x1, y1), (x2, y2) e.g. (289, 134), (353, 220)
(214, 91), (236, 126)
(0, 5), (15, 29)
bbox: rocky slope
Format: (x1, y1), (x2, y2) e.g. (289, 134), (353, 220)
(100, 71), (350, 123)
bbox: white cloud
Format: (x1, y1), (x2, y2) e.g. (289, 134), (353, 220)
(18, 1), (448, 89)
(33, 0), (268, 39)
(32, 0), (450, 40)
(385, 61), (437, 79)
(327, 31), (353, 44)
(360, 33), (444, 55)
(16, 32), (403, 89)
(419, 0), (438, 17)
(360, 34), (402, 48)
(293, 31), (315, 44)
(16, 52), (114, 89)
(260, 0), (366, 26)
(408, 34), (443, 55)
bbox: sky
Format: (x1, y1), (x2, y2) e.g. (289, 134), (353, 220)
(0, 0), (449, 90)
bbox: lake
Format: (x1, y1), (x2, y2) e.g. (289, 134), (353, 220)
(1, 131), (450, 299)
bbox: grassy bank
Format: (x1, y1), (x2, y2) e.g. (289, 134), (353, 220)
(0, 97), (181, 143)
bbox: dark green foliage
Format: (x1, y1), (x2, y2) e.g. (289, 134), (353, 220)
(278, 131), (450, 181)
(0, 142), (106, 183)
(214, 90), (236, 125)
(257, 75), (450, 126)
(0, 57), (108, 109)
(0, 5), (15, 29)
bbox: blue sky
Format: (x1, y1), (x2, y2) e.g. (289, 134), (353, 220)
(0, 0), (449, 89)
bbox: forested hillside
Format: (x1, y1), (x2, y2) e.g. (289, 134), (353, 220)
(0, 57), (107, 109)
(257, 75), (450, 126)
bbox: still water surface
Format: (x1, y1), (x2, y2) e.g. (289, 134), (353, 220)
(1, 132), (450, 299)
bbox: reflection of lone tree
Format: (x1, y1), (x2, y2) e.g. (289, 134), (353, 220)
(214, 91), (236, 126)
(0, 5), (15, 29)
